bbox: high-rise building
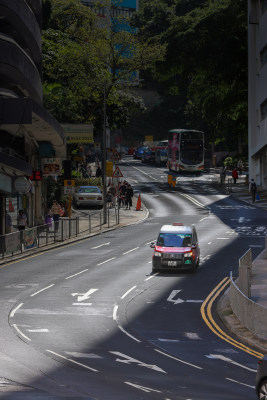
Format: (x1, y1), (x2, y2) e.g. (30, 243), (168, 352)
(248, 0), (267, 188)
(0, 0), (66, 234)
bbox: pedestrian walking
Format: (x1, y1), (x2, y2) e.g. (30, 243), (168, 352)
(118, 181), (127, 207)
(106, 190), (113, 209)
(220, 166), (226, 184)
(232, 168), (238, 184)
(108, 183), (116, 207)
(51, 200), (61, 231)
(96, 166), (102, 178)
(17, 210), (27, 231)
(45, 209), (53, 228)
(125, 184), (134, 209)
(5, 213), (12, 233)
(249, 178), (257, 203)
(86, 164), (92, 178)
(237, 159), (244, 174)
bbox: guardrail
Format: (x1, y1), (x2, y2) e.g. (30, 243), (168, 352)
(0, 206), (120, 262)
(230, 240), (267, 338)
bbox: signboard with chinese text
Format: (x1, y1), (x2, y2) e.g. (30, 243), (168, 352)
(62, 124), (94, 144)
(41, 158), (62, 176)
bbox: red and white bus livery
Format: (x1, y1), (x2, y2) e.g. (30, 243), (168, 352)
(168, 129), (204, 173)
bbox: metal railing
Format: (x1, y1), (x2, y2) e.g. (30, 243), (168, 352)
(0, 206), (120, 261)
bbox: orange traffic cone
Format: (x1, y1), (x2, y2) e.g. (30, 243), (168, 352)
(136, 194), (141, 211)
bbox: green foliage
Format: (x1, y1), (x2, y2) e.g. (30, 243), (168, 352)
(223, 157), (234, 169)
(42, 0), (165, 130)
(133, 0), (248, 149)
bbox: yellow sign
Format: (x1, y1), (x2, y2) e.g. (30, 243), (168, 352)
(106, 161), (113, 177)
(145, 135), (153, 142)
(64, 180), (75, 186)
(62, 124), (94, 143)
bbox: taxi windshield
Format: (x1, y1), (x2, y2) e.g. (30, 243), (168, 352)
(157, 233), (192, 247)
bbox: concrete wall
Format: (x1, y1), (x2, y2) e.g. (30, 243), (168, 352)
(230, 277), (267, 338)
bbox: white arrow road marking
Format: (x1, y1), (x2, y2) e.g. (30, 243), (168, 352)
(125, 382), (161, 393)
(167, 290), (184, 304)
(167, 290), (203, 305)
(71, 288), (98, 302)
(110, 351), (166, 373)
(91, 242), (110, 249)
(206, 354), (257, 372)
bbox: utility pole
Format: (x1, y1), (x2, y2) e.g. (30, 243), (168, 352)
(102, 83), (107, 224)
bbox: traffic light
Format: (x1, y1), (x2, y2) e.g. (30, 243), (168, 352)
(63, 160), (72, 180)
(29, 171), (42, 181)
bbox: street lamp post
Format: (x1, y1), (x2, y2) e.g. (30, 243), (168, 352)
(102, 83), (107, 224)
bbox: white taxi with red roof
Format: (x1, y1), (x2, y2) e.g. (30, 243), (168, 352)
(150, 223), (200, 273)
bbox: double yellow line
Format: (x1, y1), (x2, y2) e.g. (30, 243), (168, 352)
(201, 277), (263, 359)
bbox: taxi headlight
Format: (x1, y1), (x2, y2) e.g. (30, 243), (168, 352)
(184, 252), (192, 258)
(154, 251), (161, 257)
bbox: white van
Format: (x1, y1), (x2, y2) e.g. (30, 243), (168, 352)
(155, 149), (168, 166)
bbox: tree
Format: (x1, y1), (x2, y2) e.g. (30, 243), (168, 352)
(133, 0), (248, 151)
(42, 0), (166, 134)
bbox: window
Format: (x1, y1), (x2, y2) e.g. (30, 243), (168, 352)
(260, 99), (267, 120)
(260, 46), (267, 68)
(261, 0), (267, 14)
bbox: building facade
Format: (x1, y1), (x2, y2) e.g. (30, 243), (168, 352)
(248, 0), (267, 188)
(0, 0), (66, 235)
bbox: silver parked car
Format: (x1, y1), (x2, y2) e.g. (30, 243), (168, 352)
(256, 355), (267, 399)
(73, 186), (103, 209)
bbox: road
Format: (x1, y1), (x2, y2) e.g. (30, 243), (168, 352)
(0, 157), (264, 399)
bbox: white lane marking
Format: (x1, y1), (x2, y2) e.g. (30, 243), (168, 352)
(110, 351), (166, 373)
(31, 284), (55, 297)
(208, 242), (212, 244)
(118, 325), (141, 342)
(46, 350), (98, 372)
(125, 382), (161, 393)
(113, 305), (118, 321)
(201, 255), (210, 262)
(10, 303), (23, 318)
(249, 245), (263, 248)
(65, 269), (88, 280)
(180, 193), (207, 209)
(121, 286), (136, 299)
(123, 247), (139, 255)
(155, 349), (202, 370)
(91, 242), (110, 249)
(132, 165), (157, 181)
(145, 274), (157, 281)
(72, 303), (92, 306)
(226, 377), (255, 389)
(71, 288), (98, 302)
(148, 261), (152, 263)
(27, 329), (49, 332)
(13, 324), (31, 341)
(216, 237), (230, 240)
(97, 257), (116, 265)
(231, 217), (251, 223)
(206, 354), (257, 372)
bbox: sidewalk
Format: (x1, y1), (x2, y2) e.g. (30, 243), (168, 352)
(212, 171), (267, 353)
(0, 195), (148, 266)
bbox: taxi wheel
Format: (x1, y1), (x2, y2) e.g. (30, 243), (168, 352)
(190, 264), (197, 273)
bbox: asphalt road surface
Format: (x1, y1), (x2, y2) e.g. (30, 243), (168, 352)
(0, 157), (264, 399)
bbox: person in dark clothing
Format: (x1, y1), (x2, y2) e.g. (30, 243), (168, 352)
(249, 178), (257, 203)
(118, 181), (127, 207)
(125, 184), (134, 209)
(96, 166), (102, 178)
